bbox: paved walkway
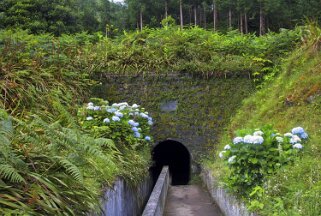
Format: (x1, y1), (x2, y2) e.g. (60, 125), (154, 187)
(164, 185), (223, 216)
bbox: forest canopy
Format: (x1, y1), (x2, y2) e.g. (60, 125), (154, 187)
(0, 0), (320, 35)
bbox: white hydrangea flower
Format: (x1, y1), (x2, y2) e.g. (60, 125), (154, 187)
(293, 143), (303, 149)
(86, 116), (93, 121)
(228, 155), (237, 164)
(103, 118), (110, 123)
(219, 151), (226, 159)
(132, 104), (139, 109)
(244, 135), (253, 144)
(224, 145), (231, 150)
(87, 102), (94, 107)
(233, 137), (243, 144)
(253, 130), (264, 136)
(290, 135), (301, 144)
(148, 120), (153, 126)
(284, 133), (293, 137)
(252, 135), (264, 145)
(276, 136), (284, 143)
(87, 106), (94, 110)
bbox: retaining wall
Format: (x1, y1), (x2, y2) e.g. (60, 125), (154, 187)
(99, 175), (153, 216)
(142, 166), (170, 216)
(201, 168), (258, 216)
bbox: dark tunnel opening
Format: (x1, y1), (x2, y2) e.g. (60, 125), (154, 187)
(151, 140), (191, 185)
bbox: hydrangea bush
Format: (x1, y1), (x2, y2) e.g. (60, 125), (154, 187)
(219, 125), (308, 195)
(78, 98), (153, 149)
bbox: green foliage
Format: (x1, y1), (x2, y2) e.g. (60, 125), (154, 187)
(219, 125), (308, 196)
(78, 99), (153, 150)
(208, 23), (321, 215)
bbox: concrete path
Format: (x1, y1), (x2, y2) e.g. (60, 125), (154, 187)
(164, 185), (223, 216)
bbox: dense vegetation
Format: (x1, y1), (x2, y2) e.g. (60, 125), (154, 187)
(1, 0), (321, 35)
(1, 0), (320, 211)
(0, 25), (303, 214)
(206, 24), (321, 215)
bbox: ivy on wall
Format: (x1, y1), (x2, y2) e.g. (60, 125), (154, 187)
(93, 74), (255, 160)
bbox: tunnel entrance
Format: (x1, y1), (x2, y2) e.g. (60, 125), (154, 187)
(151, 140), (190, 185)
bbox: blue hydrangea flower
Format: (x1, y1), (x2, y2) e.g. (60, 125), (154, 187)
(299, 132), (308, 139)
(293, 143), (303, 149)
(145, 136), (151, 141)
(291, 127), (305, 135)
(115, 111), (123, 118)
(132, 104), (139, 109)
(140, 113), (149, 119)
(148, 120), (153, 126)
(107, 107), (117, 113)
(131, 127), (139, 132)
(112, 116), (120, 122)
(224, 145), (231, 150)
(93, 106), (101, 111)
(233, 137), (243, 144)
(134, 132), (141, 138)
(103, 118), (110, 124)
(128, 120), (138, 126)
(86, 116), (93, 121)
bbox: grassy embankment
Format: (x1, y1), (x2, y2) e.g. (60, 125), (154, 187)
(205, 24), (321, 215)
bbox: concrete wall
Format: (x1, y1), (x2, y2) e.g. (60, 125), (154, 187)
(100, 175), (153, 216)
(93, 74), (254, 159)
(201, 168), (258, 216)
(142, 166), (170, 216)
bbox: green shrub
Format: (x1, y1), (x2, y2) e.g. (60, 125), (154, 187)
(219, 125), (308, 196)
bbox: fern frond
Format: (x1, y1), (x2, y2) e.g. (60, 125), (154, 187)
(55, 157), (83, 183)
(0, 164), (25, 183)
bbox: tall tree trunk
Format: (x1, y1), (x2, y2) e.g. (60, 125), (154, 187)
(165, 0), (168, 18)
(194, 6), (197, 26)
(197, 6), (203, 26)
(228, 8), (232, 28)
(140, 8), (143, 31)
(259, 3), (265, 35)
(204, 6), (207, 28)
(213, 0), (217, 31)
(180, 0), (183, 29)
(244, 11), (248, 34)
(189, 6), (192, 25)
(240, 12), (243, 33)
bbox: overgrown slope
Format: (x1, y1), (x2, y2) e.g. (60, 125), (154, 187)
(207, 25), (321, 215)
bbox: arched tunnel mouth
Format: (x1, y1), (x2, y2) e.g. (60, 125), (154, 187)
(151, 140), (191, 185)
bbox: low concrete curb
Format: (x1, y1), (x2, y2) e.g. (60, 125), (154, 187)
(201, 168), (258, 216)
(142, 166), (170, 216)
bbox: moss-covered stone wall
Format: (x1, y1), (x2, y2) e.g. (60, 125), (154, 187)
(93, 73), (254, 160)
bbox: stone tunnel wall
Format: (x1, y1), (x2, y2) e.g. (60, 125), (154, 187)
(93, 73), (254, 159)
